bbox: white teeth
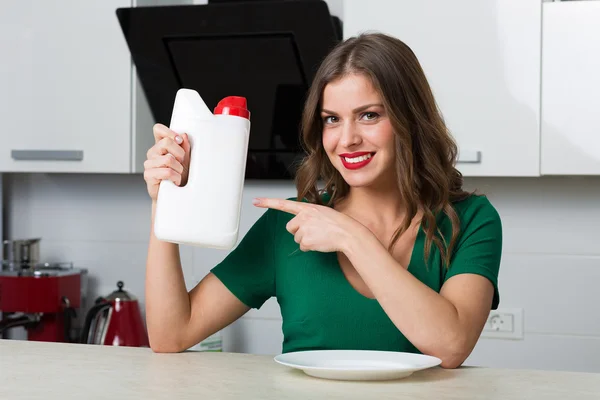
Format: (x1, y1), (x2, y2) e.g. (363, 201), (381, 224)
(344, 153), (372, 163)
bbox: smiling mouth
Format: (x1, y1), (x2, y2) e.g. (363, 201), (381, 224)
(339, 152), (375, 170)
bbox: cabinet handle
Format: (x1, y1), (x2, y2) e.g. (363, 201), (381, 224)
(457, 150), (481, 164)
(11, 150), (84, 161)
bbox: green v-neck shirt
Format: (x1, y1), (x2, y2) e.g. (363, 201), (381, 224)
(211, 194), (502, 354)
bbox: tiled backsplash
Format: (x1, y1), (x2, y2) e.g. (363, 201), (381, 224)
(4, 173), (600, 372)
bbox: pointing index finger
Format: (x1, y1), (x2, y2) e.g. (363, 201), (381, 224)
(253, 198), (305, 215)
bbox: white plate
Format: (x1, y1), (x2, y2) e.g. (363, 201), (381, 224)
(274, 350), (442, 381)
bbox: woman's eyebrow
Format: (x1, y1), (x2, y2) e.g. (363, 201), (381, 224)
(321, 103), (383, 115)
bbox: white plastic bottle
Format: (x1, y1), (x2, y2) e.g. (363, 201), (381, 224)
(153, 88), (251, 250)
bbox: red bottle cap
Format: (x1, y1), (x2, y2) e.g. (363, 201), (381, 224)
(214, 96), (250, 120)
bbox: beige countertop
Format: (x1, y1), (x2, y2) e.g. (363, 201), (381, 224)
(1, 339), (599, 399)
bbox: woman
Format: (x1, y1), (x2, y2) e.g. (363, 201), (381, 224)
(142, 33), (502, 369)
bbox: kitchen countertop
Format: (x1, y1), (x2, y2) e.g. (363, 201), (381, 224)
(1, 339), (599, 399)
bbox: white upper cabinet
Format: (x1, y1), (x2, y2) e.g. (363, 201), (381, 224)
(343, 0), (542, 177)
(541, 1), (600, 175)
(0, 0), (133, 173)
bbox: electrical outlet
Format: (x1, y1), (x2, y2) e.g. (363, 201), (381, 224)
(481, 308), (524, 340)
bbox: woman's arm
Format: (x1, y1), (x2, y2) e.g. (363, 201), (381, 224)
(144, 124), (250, 353)
(342, 228), (494, 369)
(146, 202), (250, 353)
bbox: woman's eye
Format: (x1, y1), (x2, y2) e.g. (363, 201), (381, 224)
(323, 116), (338, 124)
(361, 112), (379, 121)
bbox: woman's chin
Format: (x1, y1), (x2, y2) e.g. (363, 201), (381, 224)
(336, 164), (396, 189)
(339, 170), (379, 188)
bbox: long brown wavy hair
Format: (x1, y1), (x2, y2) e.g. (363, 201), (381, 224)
(295, 33), (472, 267)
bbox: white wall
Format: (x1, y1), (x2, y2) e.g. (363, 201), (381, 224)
(5, 174), (600, 372)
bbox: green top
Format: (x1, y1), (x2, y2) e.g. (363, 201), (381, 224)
(211, 193), (502, 354)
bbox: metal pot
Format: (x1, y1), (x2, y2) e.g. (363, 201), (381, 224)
(2, 238), (41, 271)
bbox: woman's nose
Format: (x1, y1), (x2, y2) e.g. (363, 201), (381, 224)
(339, 122), (362, 148)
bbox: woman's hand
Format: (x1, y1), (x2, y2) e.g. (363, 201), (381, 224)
(144, 123), (191, 201)
(253, 198), (369, 253)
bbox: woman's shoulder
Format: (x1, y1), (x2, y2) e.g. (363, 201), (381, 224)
(449, 193), (502, 236)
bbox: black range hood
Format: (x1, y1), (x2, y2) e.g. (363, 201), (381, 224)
(116, 0), (341, 179)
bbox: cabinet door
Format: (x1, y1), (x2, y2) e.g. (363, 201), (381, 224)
(541, 1), (600, 175)
(343, 0), (541, 176)
(0, 0), (132, 173)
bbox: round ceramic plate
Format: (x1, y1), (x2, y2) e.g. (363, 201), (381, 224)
(274, 350), (441, 381)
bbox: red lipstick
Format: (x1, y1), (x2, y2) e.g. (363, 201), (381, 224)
(339, 152), (375, 170)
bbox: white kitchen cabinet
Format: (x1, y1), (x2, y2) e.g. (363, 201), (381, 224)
(541, 1), (600, 175)
(0, 0), (135, 173)
(343, 0), (541, 177)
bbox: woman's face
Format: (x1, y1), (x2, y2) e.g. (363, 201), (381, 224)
(321, 74), (396, 188)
